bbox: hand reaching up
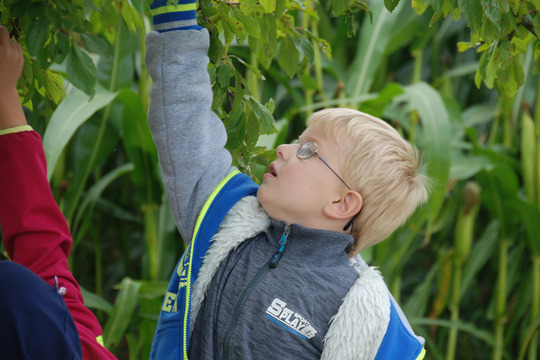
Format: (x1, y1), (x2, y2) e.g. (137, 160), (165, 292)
(150, 0), (202, 32)
(0, 26), (25, 130)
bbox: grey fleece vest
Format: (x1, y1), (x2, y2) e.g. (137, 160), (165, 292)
(187, 197), (392, 359)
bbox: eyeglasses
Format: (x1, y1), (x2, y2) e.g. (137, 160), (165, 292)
(296, 141), (360, 232)
(296, 141), (352, 190)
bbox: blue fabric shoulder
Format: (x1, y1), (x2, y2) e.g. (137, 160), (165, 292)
(150, 172), (258, 360)
(374, 299), (425, 360)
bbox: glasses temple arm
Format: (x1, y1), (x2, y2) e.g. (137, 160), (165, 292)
(315, 154), (352, 190)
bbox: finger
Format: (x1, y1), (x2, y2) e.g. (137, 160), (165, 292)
(12, 40), (23, 59)
(0, 26), (9, 44)
(0, 26), (22, 56)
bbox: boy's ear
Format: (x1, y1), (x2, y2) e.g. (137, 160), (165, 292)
(323, 190), (363, 221)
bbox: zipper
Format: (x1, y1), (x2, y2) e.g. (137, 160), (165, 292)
(270, 225), (291, 268)
(222, 225), (292, 359)
(182, 170), (240, 359)
(191, 170), (241, 245)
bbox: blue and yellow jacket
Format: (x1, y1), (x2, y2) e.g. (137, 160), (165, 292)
(149, 171), (425, 360)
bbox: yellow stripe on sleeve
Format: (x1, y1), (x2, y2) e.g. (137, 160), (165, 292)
(96, 335), (105, 347)
(150, 3), (197, 16)
(416, 348), (426, 360)
(0, 125), (33, 136)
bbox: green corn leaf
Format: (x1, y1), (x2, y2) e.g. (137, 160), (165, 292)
(80, 33), (111, 59)
(66, 44), (97, 95)
(232, 55), (265, 80)
(404, 261), (440, 317)
(521, 109), (537, 200)
(120, 0), (142, 33)
(296, 37), (315, 64)
(42, 70), (64, 104)
(52, 32), (71, 64)
(457, 42), (474, 52)
(129, 0), (147, 13)
(247, 96), (276, 135)
(484, 46), (499, 89)
(332, 0), (350, 16)
(412, 0), (429, 14)
(460, 221), (499, 299)
(450, 153), (492, 180)
(476, 51), (488, 88)
(236, 12), (261, 40)
(534, 13), (540, 39)
(239, 0), (257, 15)
(518, 315), (540, 360)
(61, 114), (120, 223)
(401, 82), (451, 241)
(477, 164), (520, 237)
(458, 0), (483, 33)
(384, 0), (401, 12)
(225, 14), (246, 41)
(360, 82), (404, 118)
(218, 63), (231, 88)
(246, 111), (260, 149)
(26, 17), (48, 57)
(498, 0), (510, 13)
(259, 0), (276, 13)
(346, 1), (402, 99)
(119, 90), (158, 191)
(278, 36), (299, 78)
(482, 0), (501, 31)
(519, 197), (540, 256)
(73, 163), (134, 236)
(409, 318), (495, 346)
(43, 86), (119, 181)
(225, 112), (246, 151)
(138, 280), (170, 299)
(103, 277), (142, 348)
(80, 286), (114, 313)
(250, 15), (278, 69)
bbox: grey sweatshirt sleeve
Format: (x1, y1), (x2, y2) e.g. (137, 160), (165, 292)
(145, 29), (235, 243)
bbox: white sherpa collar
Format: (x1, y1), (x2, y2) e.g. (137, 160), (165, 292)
(189, 196), (390, 359)
(189, 196), (271, 331)
(321, 256), (390, 360)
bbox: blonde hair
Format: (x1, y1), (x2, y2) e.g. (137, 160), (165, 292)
(306, 108), (431, 254)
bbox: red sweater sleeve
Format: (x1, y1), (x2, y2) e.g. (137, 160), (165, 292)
(0, 131), (117, 360)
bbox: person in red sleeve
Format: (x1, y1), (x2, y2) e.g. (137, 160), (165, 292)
(0, 25), (117, 359)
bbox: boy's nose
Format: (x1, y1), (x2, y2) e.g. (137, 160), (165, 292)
(276, 143), (295, 160)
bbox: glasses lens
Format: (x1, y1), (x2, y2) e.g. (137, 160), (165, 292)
(297, 142), (317, 159)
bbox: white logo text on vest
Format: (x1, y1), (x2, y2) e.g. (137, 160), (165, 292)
(265, 298), (318, 339)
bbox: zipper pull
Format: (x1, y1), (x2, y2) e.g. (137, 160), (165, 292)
(270, 226), (291, 269)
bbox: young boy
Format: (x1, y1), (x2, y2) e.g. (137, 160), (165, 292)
(146, 1), (430, 359)
(0, 26), (116, 359)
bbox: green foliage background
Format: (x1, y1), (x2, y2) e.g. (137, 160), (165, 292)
(0, 0), (539, 358)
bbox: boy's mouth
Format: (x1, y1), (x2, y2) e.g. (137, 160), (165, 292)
(269, 162), (277, 176)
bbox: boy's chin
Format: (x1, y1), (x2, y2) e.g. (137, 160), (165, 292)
(256, 187), (274, 216)
(256, 187), (267, 207)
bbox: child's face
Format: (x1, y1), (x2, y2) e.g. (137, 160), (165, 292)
(257, 125), (348, 229)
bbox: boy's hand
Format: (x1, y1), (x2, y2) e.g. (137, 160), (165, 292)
(150, 0), (201, 32)
(0, 26), (26, 130)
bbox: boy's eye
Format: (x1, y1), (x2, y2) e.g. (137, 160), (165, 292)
(297, 142), (318, 159)
(290, 139), (299, 145)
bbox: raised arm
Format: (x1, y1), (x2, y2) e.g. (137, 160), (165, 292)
(145, 1), (235, 242)
(0, 26), (116, 360)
